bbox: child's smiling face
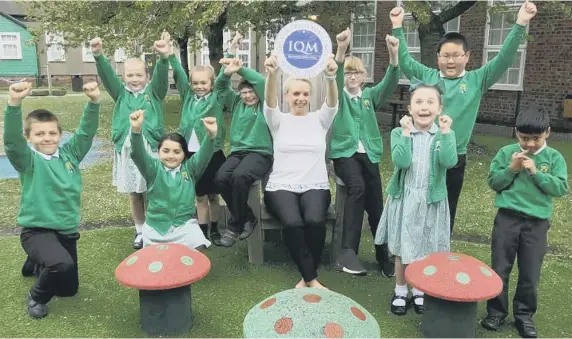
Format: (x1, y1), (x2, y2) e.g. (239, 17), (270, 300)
(437, 42), (470, 79)
(159, 140), (185, 169)
(191, 71), (213, 97)
(408, 87), (442, 130)
(124, 59), (148, 92)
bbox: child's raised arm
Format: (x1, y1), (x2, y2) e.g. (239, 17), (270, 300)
(390, 117), (413, 169)
(390, 7), (435, 81)
(370, 35), (400, 110)
(436, 115), (458, 168)
(150, 39), (170, 101)
(129, 110), (159, 184)
(91, 38), (124, 101)
(334, 28), (351, 100)
(477, 1), (537, 89)
(3, 82), (33, 172)
(188, 117), (216, 180)
(164, 31), (191, 102)
(214, 59), (240, 112)
(61, 82), (101, 163)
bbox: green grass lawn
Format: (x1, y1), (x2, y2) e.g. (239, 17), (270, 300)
(1, 94), (571, 337)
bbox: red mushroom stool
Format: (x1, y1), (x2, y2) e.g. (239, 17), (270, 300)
(243, 287), (380, 338)
(115, 243), (211, 336)
(405, 252), (502, 338)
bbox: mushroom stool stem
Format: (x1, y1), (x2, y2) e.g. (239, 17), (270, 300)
(139, 285), (193, 336)
(421, 295), (477, 338)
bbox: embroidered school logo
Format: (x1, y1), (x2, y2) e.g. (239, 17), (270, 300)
(460, 83), (468, 94)
(363, 99), (371, 109)
(435, 140), (441, 151)
(539, 164), (550, 173)
(144, 94), (151, 103)
(182, 171), (190, 182)
(65, 161), (74, 173)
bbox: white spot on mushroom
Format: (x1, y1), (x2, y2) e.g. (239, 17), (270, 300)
(448, 255), (461, 261)
(126, 256), (138, 266)
(480, 266), (493, 277)
(148, 261), (163, 273)
(180, 256), (194, 266)
(157, 245), (169, 251)
(423, 265), (437, 276)
(456, 272), (471, 284)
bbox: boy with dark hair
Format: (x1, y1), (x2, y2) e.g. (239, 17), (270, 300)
(482, 105), (568, 338)
(389, 1), (538, 234)
(4, 81), (101, 319)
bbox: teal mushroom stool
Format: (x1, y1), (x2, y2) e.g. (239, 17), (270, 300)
(115, 243), (211, 336)
(405, 252), (502, 338)
(243, 288), (380, 338)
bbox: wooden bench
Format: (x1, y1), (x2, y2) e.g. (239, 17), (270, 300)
(218, 181), (344, 265)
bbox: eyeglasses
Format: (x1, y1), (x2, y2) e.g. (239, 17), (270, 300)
(344, 71), (364, 78)
(437, 54), (467, 61)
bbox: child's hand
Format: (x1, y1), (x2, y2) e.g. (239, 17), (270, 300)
(438, 115), (452, 134)
(129, 110), (145, 133)
(389, 7), (405, 28)
(264, 55), (279, 75)
(223, 58), (242, 75)
(153, 40), (170, 59)
(90, 37), (103, 57)
(202, 117), (218, 139)
(521, 156), (537, 175)
(386, 35), (399, 66)
(400, 115), (412, 133)
(509, 150), (528, 173)
(231, 32), (243, 52)
(516, 1), (537, 26)
(336, 28), (351, 49)
(324, 54), (338, 77)
(160, 30), (174, 56)
(83, 82), (100, 103)
(8, 81), (32, 106)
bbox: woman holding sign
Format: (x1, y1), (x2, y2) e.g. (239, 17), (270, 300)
(262, 54), (338, 289)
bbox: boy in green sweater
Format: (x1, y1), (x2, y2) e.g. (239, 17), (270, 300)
(4, 81), (101, 319)
(389, 1), (537, 234)
(90, 36), (170, 249)
(482, 106), (567, 338)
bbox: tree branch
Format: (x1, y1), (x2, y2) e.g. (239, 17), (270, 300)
(438, 0), (477, 24)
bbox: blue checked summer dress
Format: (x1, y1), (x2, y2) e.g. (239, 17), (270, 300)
(375, 125), (450, 264)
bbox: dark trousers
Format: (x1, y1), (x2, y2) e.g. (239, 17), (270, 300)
(486, 208), (549, 322)
(446, 154), (466, 234)
(264, 189), (331, 282)
(20, 228), (80, 304)
(214, 151), (272, 233)
(333, 153), (389, 263)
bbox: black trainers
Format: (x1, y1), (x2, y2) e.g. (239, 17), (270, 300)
(239, 219), (258, 240)
(334, 249), (367, 276)
(21, 256), (35, 277)
(27, 293), (47, 319)
(218, 229), (239, 248)
(480, 315), (505, 331)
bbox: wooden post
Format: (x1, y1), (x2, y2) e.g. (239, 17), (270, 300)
(247, 181), (264, 264)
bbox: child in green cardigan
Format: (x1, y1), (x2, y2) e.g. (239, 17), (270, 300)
(481, 106), (567, 338)
(330, 28), (400, 277)
(4, 81), (101, 319)
(389, 1), (538, 234)
(374, 82), (457, 316)
(128, 110), (217, 249)
(162, 31), (228, 244)
(90, 35), (170, 249)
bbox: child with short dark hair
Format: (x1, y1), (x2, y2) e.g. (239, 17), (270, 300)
(481, 106), (568, 338)
(4, 81), (101, 319)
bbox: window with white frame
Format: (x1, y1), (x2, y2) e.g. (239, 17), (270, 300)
(200, 38), (210, 66)
(45, 32), (66, 62)
(398, 1), (461, 83)
(114, 48), (127, 62)
(483, 0), (527, 90)
(0, 32), (22, 59)
(82, 42), (94, 62)
(351, 1), (377, 82)
(236, 28), (251, 69)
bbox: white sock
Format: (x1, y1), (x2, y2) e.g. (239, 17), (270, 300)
(393, 284), (408, 307)
(135, 224), (143, 234)
(411, 287), (424, 305)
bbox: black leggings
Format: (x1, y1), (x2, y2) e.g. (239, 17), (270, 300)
(264, 189), (331, 282)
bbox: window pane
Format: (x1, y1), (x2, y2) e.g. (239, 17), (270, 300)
(1, 34), (17, 41)
(238, 54), (249, 68)
(3, 44), (18, 57)
(490, 13), (503, 29)
(444, 17), (459, 32)
(487, 51), (522, 85)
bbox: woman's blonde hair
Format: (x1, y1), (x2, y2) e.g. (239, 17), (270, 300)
(190, 65), (215, 85)
(283, 76), (312, 94)
(344, 55), (368, 77)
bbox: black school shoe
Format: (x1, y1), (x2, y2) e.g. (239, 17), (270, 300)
(390, 294), (409, 316)
(480, 315), (506, 331)
(27, 293), (47, 319)
(515, 319), (538, 338)
(410, 295), (424, 314)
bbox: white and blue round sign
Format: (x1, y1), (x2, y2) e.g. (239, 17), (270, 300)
(275, 20), (332, 79)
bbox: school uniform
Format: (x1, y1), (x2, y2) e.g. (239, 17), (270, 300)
(393, 23), (527, 233)
(328, 61), (399, 273)
(130, 132), (215, 249)
(486, 143), (568, 323)
(4, 102), (100, 306)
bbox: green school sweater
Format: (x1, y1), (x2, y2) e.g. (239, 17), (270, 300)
(168, 54), (226, 151)
(393, 24), (526, 155)
(488, 143), (568, 219)
(329, 63), (400, 163)
(215, 65), (273, 155)
(130, 132), (215, 235)
(3, 103), (100, 233)
(386, 126), (458, 203)
(95, 54), (168, 153)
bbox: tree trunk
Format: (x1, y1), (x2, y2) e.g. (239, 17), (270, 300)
(177, 37), (189, 79)
(418, 18), (445, 68)
(206, 10), (227, 74)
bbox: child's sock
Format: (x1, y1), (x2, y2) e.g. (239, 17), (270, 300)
(411, 287), (424, 305)
(135, 224), (143, 235)
(393, 284), (408, 306)
(199, 223), (209, 237)
(210, 221), (219, 234)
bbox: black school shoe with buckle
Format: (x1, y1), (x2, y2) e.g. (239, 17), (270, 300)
(410, 295), (424, 314)
(390, 294), (409, 316)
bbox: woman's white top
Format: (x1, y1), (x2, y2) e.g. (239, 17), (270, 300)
(263, 101), (338, 193)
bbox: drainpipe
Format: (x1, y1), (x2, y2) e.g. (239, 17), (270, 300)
(511, 91), (522, 138)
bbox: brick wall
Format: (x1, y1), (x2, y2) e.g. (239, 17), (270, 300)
(372, 1), (572, 132)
